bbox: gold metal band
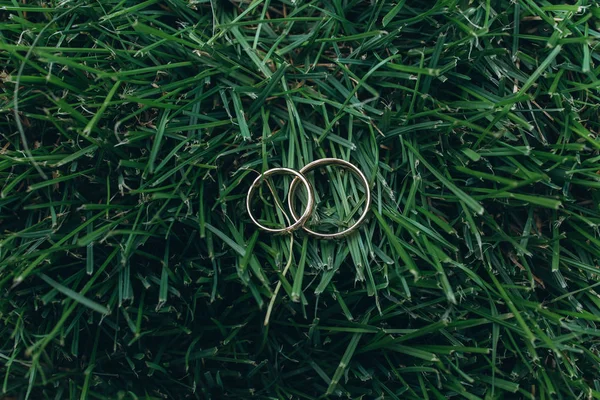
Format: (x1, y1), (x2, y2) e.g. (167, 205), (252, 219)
(246, 167), (315, 234)
(287, 158), (371, 239)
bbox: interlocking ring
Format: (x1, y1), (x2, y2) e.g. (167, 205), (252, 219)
(287, 158), (371, 239)
(246, 167), (314, 234)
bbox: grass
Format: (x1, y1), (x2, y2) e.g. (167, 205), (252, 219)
(1, 0), (600, 398)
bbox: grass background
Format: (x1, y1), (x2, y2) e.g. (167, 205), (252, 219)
(1, 0), (600, 398)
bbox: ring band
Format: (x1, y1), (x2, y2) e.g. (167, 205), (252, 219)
(287, 158), (371, 239)
(246, 167), (314, 234)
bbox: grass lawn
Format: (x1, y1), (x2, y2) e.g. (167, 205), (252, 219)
(2, 0), (600, 398)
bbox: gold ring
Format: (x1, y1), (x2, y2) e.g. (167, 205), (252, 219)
(246, 167), (314, 234)
(287, 158), (371, 239)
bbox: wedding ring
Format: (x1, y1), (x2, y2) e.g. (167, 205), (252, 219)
(246, 167), (314, 234)
(287, 158), (371, 239)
